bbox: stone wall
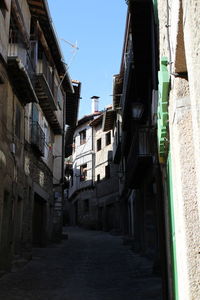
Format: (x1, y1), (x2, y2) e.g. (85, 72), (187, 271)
(0, 62), (28, 271)
(157, 0), (200, 298)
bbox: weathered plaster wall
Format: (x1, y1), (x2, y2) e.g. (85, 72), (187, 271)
(0, 62), (28, 270)
(158, 0), (200, 298)
(69, 124), (94, 198)
(0, 0), (11, 61)
(17, 0), (31, 35)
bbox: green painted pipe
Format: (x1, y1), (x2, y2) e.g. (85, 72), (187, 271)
(167, 153), (179, 299)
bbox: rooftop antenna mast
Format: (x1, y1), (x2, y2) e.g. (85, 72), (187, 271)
(61, 38), (79, 69)
(58, 38), (79, 89)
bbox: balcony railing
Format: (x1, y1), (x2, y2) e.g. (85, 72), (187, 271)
(7, 29), (38, 104)
(125, 127), (153, 188)
(37, 55), (54, 96)
(31, 122), (45, 156)
(8, 30), (35, 80)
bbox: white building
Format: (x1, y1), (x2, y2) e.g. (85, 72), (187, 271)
(66, 99), (120, 230)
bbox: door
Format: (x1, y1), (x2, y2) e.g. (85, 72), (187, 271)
(14, 196), (23, 254)
(32, 193), (46, 247)
(0, 191), (13, 271)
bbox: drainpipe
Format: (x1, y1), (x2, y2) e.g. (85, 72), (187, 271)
(166, 152), (179, 300)
(61, 93), (66, 231)
(91, 125), (95, 185)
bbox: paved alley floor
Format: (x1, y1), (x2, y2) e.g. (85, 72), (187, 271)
(0, 227), (162, 300)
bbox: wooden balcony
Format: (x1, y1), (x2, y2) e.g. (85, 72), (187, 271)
(7, 42), (38, 105)
(120, 49), (134, 122)
(126, 127), (153, 188)
(34, 58), (62, 134)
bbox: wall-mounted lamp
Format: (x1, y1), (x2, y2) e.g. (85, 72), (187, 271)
(132, 102), (144, 120)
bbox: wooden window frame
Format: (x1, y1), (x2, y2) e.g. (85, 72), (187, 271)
(80, 130), (86, 145)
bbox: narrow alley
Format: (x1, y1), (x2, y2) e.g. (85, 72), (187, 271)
(0, 227), (162, 300)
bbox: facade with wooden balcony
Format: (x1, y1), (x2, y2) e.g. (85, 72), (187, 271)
(108, 3), (167, 298)
(31, 121), (45, 156)
(0, 0), (75, 273)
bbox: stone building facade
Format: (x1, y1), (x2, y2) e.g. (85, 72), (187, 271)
(156, 0), (200, 299)
(0, 0), (74, 273)
(111, 2), (168, 298)
(122, 0), (200, 298)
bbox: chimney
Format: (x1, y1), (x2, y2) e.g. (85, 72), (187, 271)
(91, 96), (99, 113)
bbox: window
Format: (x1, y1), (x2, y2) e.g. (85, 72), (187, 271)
(80, 130), (86, 145)
(97, 138), (101, 151)
(97, 174), (100, 182)
(80, 164), (87, 181)
(32, 104), (39, 123)
(106, 131), (111, 146)
(105, 165), (110, 179)
(15, 105), (21, 139)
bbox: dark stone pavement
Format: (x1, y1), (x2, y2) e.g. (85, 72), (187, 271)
(0, 227), (162, 300)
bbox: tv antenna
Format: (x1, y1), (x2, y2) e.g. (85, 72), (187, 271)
(60, 38), (79, 69)
(58, 38), (79, 90)
(61, 38), (79, 50)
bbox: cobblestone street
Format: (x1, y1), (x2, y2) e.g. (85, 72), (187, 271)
(0, 227), (162, 300)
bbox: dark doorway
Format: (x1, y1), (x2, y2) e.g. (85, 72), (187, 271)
(0, 191), (13, 271)
(14, 196), (23, 254)
(32, 193), (47, 247)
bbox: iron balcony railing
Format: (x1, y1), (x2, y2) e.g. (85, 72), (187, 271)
(31, 122), (45, 156)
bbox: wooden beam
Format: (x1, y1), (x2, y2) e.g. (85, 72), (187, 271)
(11, 0), (30, 48)
(36, 21), (54, 67)
(28, 0), (44, 8)
(29, 7), (46, 16)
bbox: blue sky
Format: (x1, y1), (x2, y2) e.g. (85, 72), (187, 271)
(48, 0), (127, 118)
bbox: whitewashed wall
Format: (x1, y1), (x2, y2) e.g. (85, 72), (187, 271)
(94, 125), (113, 181)
(69, 124), (94, 197)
